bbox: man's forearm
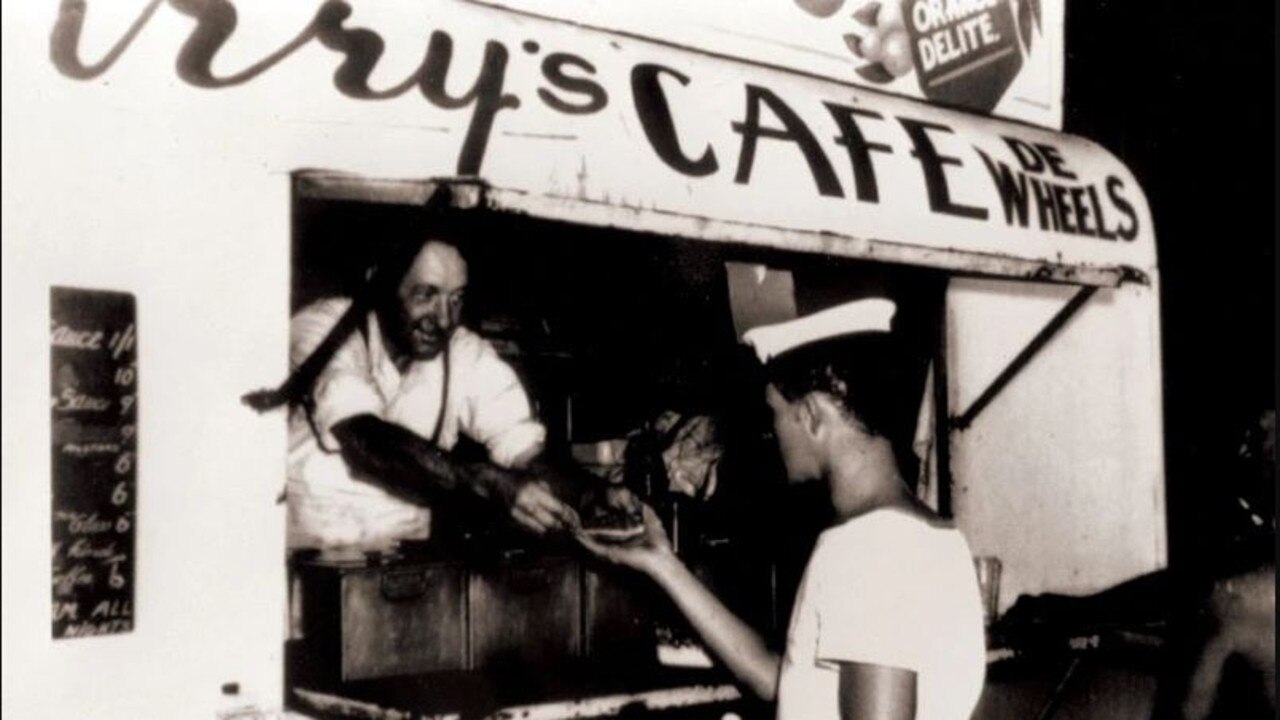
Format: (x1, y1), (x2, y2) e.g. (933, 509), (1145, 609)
(331, 414), (520, 506)
(647, 554), (780, 701)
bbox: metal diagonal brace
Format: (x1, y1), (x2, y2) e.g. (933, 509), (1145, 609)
(951, 286), (1098, 431)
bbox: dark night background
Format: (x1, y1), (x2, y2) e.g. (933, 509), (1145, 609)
(1063, 3), (1276, 576)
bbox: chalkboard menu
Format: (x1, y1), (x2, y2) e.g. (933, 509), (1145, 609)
(50, 287), (137, 639)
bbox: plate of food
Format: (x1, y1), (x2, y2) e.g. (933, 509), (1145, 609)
(579, 486), (646, 543)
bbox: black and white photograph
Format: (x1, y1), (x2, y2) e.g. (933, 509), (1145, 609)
(2, 2), (1274, 719)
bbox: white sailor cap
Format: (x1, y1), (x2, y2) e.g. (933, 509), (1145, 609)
(741, 298), (897, 365)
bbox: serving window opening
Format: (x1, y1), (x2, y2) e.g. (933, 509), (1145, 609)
(282, 177), (946, 714)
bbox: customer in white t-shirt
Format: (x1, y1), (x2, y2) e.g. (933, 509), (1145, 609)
(578, 298), (986, 720)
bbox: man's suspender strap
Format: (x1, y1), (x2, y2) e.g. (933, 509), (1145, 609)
(431, 347), (450, 446)
(344, 314), (453, 447)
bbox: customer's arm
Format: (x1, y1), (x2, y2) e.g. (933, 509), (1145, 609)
(577, 506), (780, 700)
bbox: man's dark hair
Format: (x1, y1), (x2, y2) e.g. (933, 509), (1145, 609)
(766, 333), (923, 480)
(368, 223), (468, 302)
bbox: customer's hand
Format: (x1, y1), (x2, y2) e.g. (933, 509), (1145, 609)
(575, 504), (673, 575)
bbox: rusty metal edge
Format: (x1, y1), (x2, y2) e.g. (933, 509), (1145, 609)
(479, 187), (1146, 288)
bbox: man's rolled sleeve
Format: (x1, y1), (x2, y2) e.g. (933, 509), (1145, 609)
(459, 341), (546, 469)
(310, 372), (385, 444)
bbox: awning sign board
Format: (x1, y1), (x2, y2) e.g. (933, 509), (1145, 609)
(41, 0), (1143, 276)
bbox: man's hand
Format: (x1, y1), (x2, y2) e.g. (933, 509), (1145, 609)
(509, 479), (581, 535)
(575, 504), (674, 575)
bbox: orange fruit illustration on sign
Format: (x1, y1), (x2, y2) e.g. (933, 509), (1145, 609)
(796, 0), (1042, 113)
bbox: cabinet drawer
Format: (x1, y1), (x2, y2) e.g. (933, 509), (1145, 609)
(340, 564), (467, 680)
(297, 560), (467, 682)
(468, 556), (581, 671)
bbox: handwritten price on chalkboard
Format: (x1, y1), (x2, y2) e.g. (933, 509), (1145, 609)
(114, 356), (136, 418)
(114, 366), (136, 386)
(50, 287), (137, 640)
(108, 324), (136, 360)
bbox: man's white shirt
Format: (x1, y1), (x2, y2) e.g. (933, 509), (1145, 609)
(286, 298), (545, 550)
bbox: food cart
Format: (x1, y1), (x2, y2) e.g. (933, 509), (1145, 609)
(2, 1), (1166, 718)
